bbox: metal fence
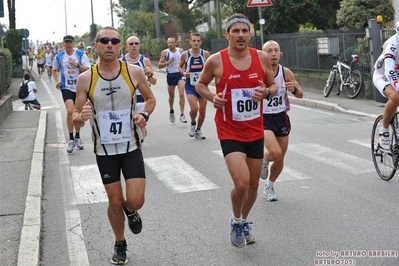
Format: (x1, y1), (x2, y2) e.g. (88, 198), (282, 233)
(208, 28), (396, 78)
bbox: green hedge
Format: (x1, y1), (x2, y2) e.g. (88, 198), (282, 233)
(0, 48), (13, 89)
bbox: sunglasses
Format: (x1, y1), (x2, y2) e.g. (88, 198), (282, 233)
(97, 37), (121, 45)
(129, 42), (140, 46)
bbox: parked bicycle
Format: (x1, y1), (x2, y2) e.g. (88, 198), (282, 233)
(323, 54), (363, 99)
(371, 112), (399, 181)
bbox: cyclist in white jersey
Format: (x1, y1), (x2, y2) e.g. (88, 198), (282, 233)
(373, 21), (399, 150)
(260, 40), (303, 201)
(158, 37), (187, 123)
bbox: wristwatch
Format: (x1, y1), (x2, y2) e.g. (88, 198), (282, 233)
(77, 63), (81, 68)
(139, 112), (149, 121)
(266, 88), (272, 100)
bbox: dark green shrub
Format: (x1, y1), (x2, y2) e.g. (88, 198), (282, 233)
(0, 48), (13, 89)
(4, 29), (22, 65)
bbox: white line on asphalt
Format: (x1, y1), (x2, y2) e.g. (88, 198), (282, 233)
(70, 164), (108, 204)
(213, 150), (312, 182)
(347, 139), (370, 148)
(290, 143), (374, 174)
(55, 111), (89, 265)
(145, 155), (219, 193)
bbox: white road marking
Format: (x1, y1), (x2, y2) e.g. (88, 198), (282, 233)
(290, 143), (374, 174)
(70, 164), (108, 204)
(145, 155), (219, 193)
(213, 150), (312, 182)
(348, 139), (370, 148)
(55, 111), (89, 265)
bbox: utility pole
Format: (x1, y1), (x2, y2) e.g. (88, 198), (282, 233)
(154, 0), (161, 38)
(110, 0), (114, 27)
(90, 0), (94, 25)
(64, 0), (68, 34)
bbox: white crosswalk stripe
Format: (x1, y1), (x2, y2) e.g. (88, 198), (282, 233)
(70, 164), (108, 204)
(70, 141), (374, 204)
(213, 150), (312, 181)
(290, 143), (374, 174)
(145, 155), (219, 193)
(347, 138), (370, 148)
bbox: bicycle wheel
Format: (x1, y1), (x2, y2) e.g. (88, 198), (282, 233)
(371, 114), (398, 181)
(323, 69), (336, 97)
(344, 70), (363, 99)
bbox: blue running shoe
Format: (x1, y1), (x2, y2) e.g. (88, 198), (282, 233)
(230, 218), (246, 248)
(243, 221), (255, 244)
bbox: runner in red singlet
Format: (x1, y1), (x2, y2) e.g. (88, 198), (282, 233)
(196, 13), (278, 248)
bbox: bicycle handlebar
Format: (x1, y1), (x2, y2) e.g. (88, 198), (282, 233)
(328, 54), (359, 63)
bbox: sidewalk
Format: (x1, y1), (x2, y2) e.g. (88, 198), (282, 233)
(0, 77), (385, 266)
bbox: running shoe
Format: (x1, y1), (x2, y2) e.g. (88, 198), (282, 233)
(169, 110), (175, 123)
(111, 239), (128, 265)
(180, 114), (187, 123)
(379, 131), (390, 150)
(264, 185), (278, 201)
(229, 218), (246, 248)
(123, 206), (142, 234)
(260, 160), (269, 180)
(67, 140), (75, 153)
(189, 123), (196, 137)
(75, 138), (84, 150)
(195, 129), (206, 140)
(243, 221), (255, 244)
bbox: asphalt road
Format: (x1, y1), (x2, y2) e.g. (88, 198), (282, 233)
(2, 62), (399, 266)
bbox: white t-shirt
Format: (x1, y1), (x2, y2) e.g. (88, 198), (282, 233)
(20, 80), (36, 101)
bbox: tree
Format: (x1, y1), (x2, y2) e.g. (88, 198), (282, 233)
(336, 0), (395, 29)
(7, 0), (15, 29)
(227, 0), (336, 34)
(164, 0), (207, 33)
(308, 0), (341, 30)
(261, 0), (318, 34)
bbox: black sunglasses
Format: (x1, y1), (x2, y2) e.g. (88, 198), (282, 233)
(129, 42), (140, 46)
(97, 37), (121, 45)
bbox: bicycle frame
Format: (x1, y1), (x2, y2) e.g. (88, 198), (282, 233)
(333, 55), (358, 93)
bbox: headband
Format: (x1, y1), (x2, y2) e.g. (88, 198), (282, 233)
(226, 17), (251, 32)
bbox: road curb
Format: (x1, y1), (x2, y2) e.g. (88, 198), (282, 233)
(289, 96), (377, 119)
(17, 111), (47, 266)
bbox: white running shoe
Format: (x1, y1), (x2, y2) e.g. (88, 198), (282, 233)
(75, 138), (84, 150)
(67, 140), (75, 153)
(379, 132), (390, 150)
(180, 114), (187, 123)
(195, 129), (206, 140)
(169, 111), (175, 123)
(264, 185), (278, 201)
(260, 160), (269, 180)
(189, 124), (196, 137)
